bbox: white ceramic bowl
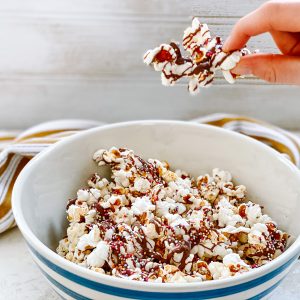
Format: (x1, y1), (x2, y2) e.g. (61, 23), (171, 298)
(12, 121), (300, 300)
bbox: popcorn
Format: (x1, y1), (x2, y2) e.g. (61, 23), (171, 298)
(213, 244), (233, 258)
(248, 223), (269, 246)
(77, 189), (90, 201)
(77, 225), (100, 251)
(208, 262), (231, 280)
(57, 238), (69, 257)
(67, 204), (89, 223)
(132, 196), (155, 215)
(66, 222), (87, 252)
(143, 223), (159, 239)
(143, 18), (250, 95)
(85, 209), (97, 224)
(134, 177), (151, 193)
(57, 147), (289, 283)
(214, 198), (243, 227)
(86, 241), (110, 268)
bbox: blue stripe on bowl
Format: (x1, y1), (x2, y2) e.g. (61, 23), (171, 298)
(247, 278), (284, 300)
(28, 244), (298, 300)
(40, 264), (286, 300)
(40, 268), (91, 300)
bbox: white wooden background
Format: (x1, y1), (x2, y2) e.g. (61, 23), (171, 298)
(0, 0), (300, 129)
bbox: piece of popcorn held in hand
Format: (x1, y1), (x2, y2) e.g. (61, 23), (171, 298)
(143, 18), (250, 95)
(144, 43), (194, 86)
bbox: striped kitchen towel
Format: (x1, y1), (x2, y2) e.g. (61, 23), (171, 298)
(0, 120), (103, 234)
(1, 114), (300, 234)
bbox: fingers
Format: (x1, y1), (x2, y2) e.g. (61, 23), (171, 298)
(223, 1), (300, 51)
(270, 31), (300, 55)
(223, 6), (269, 51)
(231, 53), (300, 84)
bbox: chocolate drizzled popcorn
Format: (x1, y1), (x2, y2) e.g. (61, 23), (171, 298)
(57, 148), (289, 283)
(143, 18), (250, 95)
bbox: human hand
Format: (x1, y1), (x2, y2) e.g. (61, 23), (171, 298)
(223, 0), (300, 84)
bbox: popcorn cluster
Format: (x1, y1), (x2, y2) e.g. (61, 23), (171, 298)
(57, 148), (289, 283)
(143, 18), (250, 95)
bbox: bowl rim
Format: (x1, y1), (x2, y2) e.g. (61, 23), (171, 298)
(12, 120), (300, 291)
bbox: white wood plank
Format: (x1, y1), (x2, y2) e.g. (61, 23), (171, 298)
(0, 79), (299, 130)
(0, 0), (274, 79)
(0, 0), (299, 130)
(0, 0), (267, 17)
(0, 18), (276, 78)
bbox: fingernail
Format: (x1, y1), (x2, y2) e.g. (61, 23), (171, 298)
(231, 64), (252, 75)
(223, 37), (232, 52)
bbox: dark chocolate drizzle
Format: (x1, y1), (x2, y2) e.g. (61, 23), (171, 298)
(169, 42), (192, 65)
(192, 62), (211, 75)
(183, 26), (201, 47)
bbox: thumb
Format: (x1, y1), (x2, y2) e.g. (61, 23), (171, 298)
(231, 53), (300, 84)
